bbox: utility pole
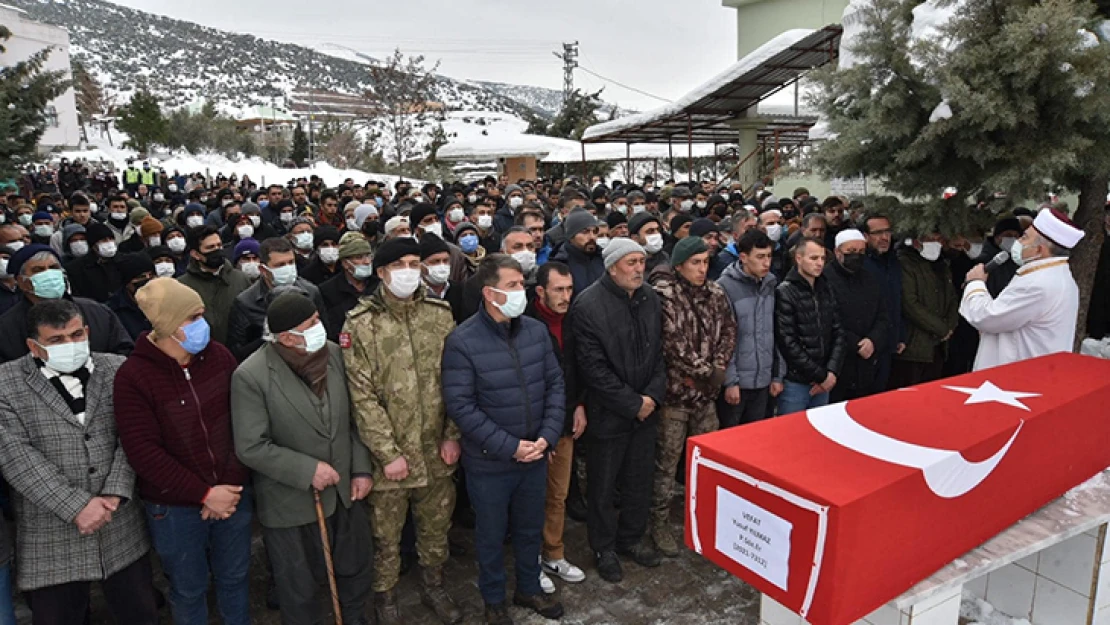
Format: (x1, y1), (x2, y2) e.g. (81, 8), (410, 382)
(308, 90), (316, 167)
(552, 42), (579, 104)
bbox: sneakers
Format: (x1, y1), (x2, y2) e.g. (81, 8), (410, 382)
(539, 569), (556, 595)
(617, 541), (662, 568)
(595, 550), (623, 583)
(652, 524), (681, 558)
(513, 591), (565, 620)
(543, 557), (586, 583)
(484, 602), (514, 625)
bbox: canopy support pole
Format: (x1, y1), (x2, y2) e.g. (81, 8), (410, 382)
(687, 114), (693, 181)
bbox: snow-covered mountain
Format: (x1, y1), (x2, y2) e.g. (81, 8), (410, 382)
(5, 0), (553, 120)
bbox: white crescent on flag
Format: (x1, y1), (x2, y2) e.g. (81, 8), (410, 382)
(806, 385), (1030, 498)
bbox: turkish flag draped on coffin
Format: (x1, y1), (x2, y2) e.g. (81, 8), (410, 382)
(685, 353), (1110, 625)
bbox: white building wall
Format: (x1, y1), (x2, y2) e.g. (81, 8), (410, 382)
(0, 3), (81, 150)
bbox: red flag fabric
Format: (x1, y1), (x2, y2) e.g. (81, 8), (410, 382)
(685, 353), (1110, 625)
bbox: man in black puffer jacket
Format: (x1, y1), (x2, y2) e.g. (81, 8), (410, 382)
(775, 237), (847, 415)
(822, 230), (887, 402)
(569, 238), (666, 584)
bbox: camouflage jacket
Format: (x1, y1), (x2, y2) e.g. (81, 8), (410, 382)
(652, 268), (738, 410)
(343, 285), (460, 491)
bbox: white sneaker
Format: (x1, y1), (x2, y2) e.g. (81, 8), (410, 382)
(542, 557), (586, 583)
(539, 569), (556, 594)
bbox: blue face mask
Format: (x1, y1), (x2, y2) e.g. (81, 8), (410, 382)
(375, 197), (384, 207)
(175, 317), (211, 355)
(30, 268), (66, 299)
(459, 233), (479, 254)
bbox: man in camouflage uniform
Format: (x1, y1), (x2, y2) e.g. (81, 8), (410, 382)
(342, 238), (463, 625)
(648, 237), (737, 556)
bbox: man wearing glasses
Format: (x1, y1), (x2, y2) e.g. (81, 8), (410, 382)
(861, 212), (905, 393)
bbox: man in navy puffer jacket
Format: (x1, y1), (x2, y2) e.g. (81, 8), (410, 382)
(442, 254), (566, 623)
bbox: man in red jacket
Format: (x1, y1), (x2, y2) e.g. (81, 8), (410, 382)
(113, 277), (252, 625)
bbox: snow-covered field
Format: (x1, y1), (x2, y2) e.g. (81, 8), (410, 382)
(960, 591), (1032, 625)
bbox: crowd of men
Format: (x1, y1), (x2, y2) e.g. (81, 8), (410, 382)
(0, 161), (1101, 625)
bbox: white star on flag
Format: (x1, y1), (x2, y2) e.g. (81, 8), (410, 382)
(942, 381), (1042, 411)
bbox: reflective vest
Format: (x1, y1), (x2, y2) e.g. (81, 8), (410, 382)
(124, 167), (140, 184)
(140, 169), (157, 185)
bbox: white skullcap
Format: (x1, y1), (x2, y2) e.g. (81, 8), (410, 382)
(384, 216), (409, 236)
(761, 195), (779, 210)
(1033, 208), (1084, 249)
(761, 209), (782, 220)
(345, 200), (362, 214)
(835, 229), (866, 248)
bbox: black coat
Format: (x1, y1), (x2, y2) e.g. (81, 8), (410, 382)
(0, 295), (134, 363)
(300, 257), (340, 286)
(426, 281), (468, 326)
(774, 268), (847, 385)
(569, 274), (666, 439)
(974, 238), (1018, 297)
(106, 289), (152, 340)
(822, 259), (886, 397)
(64, 254), (122, 303)
(1088, 235), (1110, 339)
(550, 243), (605, 300)
(526, 299), (583, 437)
(318, 272), (376, 341)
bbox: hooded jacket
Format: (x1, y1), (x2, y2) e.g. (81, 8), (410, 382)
(550, 242), (605, 300)
(717, 262), (783, 389)
(651, 267), (737, 410)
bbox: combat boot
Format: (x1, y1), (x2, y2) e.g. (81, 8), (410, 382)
(374, 589), (403, 625)
(652, 521), (680, 558)
(420, 566), (463, 624)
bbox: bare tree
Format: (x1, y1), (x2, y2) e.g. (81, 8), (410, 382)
(365, 49), (440, 177)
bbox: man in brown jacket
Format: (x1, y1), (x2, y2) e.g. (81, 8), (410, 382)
(648, 237), (737, 557)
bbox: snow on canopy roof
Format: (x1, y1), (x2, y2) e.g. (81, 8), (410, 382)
(582, 26), (842, 145)
(437, 134), (580, 161)
(541, 142), (728, 163)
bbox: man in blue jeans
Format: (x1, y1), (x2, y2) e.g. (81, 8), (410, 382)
(774, 237), (847, 415)
(443, 254), (566, 624)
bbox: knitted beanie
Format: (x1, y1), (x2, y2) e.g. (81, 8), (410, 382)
(136, 278), (204, 339)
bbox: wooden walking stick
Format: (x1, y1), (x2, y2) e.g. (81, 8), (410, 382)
(314, 489), (343, 625)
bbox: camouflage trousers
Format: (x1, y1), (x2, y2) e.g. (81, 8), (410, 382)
(368, 476), (456, 592)
(651, 403), (718, 528)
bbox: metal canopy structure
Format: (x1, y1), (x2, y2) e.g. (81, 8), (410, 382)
(581, 25), (842, 146)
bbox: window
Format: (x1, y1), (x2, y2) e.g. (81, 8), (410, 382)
(44, 106), (58, 128)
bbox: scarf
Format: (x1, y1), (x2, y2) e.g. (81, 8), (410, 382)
(274, 343), (329, 398)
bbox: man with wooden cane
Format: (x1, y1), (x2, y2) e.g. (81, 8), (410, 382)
(232, 291), (375, 625)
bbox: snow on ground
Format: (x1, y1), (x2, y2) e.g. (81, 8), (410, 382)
(960, 591), (1032, 625)
(56, 128), (408, 187)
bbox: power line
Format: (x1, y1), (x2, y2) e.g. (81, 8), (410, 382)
(575, 65), (672, 103)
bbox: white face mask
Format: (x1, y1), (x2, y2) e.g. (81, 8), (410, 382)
(468, 194), (478, 204)
(346, 218), (359, 231)
(89, 202), (98, 214)
(422, 222), (443, 239)
(597, 236), (611, 249)
(509, 196), (524, 209)
(476, 215), (493, 230)
(36, 339), (91, 374)
(248, 215), (260, 227)
(491, 288), (527, 318)
(387, 267), (423, 298)
(696, 200), (708, 210)
(69, 240), (89, 257)
(167, 237), (186, 253)
(186, 216), (204, 228)
(153, 193), (165, 202)
(280, 212), (294, 224)
(154, 261), (176, 277)
(97, 241), (118, 258)
(644, 233), (664, 254)
(1009, 239), (1028, 267)
(237, 225), (254, 239)
(765, 224), (783, 242)
(968, 242), (984, 259)
(0, 258), (7, 277)
(680, 200), (694, 212)
(290, 321), (327, 353)
(424, 263), (451, 285)
(920, 241), (943, 262)
(448, 208), (465, 222)
(110, 211), (128, 221)
(351, 263), (373, 279)
(632, 204), (646, 214)
(318, 247), (340, 264)
(266, 263), (297, 285)
(293, 232), (314, 250)
(511, 250), (536, 273)
(239, 261), (261, 278)
(34, 224), (53, 238)
(6, 240), (23, 253)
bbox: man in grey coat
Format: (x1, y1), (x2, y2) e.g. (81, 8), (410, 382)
(716, 229), (784, 427)
(0, 299), (157, 624)
(232, 291), (374, 625)
(227, 236), (325, 361)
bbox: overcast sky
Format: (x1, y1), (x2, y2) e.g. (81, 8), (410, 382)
(108, 0), (737, 112)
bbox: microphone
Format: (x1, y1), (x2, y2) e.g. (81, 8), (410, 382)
(984, 250), (1010, 273)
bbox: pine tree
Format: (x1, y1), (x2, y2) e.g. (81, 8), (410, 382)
(116, 88), (168, 154)
(547, 89), (604, 140)
(290, 121), (309, 166)
(0, 25), (69, 177)
(811, 0), (1110, 338)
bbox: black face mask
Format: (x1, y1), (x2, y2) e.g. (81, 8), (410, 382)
(201, 249), (225, 269)
(362, 221), (379, 238)
(841, 253), (865, 273)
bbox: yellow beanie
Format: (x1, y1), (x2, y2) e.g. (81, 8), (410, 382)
(135, 278), (204, 339)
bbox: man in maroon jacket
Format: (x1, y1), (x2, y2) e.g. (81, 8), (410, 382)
(113, 277), (252, 625)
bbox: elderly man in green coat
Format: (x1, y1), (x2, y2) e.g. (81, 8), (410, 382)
(232, 291), (374, 625)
